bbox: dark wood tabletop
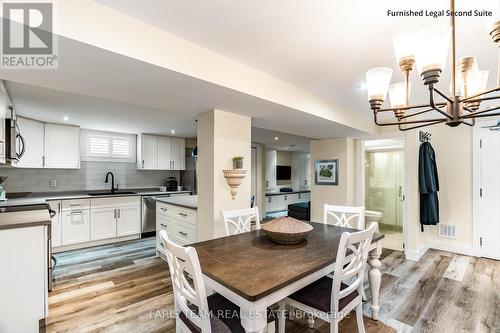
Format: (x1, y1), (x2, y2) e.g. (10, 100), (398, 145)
(192, 222), (384, 302)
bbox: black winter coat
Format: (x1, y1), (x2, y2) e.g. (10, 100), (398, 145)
(418, 142), (439, 232)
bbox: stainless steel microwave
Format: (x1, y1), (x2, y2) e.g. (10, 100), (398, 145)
(4, 106), (25, 162)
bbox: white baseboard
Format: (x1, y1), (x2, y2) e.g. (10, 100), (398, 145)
(427, 240), (479, 257)
(405, 246), (429, 262)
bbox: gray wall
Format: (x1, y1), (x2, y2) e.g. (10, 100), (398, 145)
(0, 161), (179, 193)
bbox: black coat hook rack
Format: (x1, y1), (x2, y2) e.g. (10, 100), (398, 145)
(419, 131), (431, 143)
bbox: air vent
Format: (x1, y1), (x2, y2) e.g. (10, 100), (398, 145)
(438, 224), (458, 239)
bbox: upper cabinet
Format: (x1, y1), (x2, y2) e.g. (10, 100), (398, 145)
(45, 123), (80, 169)
(265, 149), (277, 190)
(14, 117), (80, 169)
(137, 134), (185, 170)
(0, 81), (10, 164)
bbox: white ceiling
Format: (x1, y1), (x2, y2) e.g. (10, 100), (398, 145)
(252, 127), (311, 152)
(96, 0), (500, 115)
(1, 35), (365, 140)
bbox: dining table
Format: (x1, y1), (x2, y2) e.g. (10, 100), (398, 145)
(191, 221), (385, 333)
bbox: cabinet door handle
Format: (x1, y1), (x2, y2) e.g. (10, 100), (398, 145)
(113, 208), (116, 219)
(179, 231), (188, 237)
(117, 209), (121, 219)
(285, 195), (287, 200)
(172, 161), (175, 169)
(160, 207), (168, 212)
(42, 156), (45, 167)
(160, 223), (168, 228)
(70, 210), (84, 215)
(299, 193), (301, 199)
(268, 197), (272, 203)
(266, 180), (269, 187)
(178, 212), (188, 217)
(58, 202), (61, 214)
(142, 160), (145, 169)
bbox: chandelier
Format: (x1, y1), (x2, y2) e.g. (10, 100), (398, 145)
(366, 0), (500, 131)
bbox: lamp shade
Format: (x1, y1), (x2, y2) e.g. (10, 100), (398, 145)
(365, 67), (393, 101)
(415, 24), (452, 74)
(392, 27), (419, 65)
(482, 0), (500, 34)
(469, 70), (490, 96)
(389, 82), (410, 108)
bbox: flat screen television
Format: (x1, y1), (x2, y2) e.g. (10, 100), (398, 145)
(276, 165), (292, 180)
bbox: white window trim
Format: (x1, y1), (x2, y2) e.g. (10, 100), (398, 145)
(81, 129), (136, 163)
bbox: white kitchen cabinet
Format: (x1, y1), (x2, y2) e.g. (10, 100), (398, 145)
(138, 134), (158, 170)
(157, 136), (172, 169)
(61, 209), (90, 245)
(116, 205), (141, 237)
(265, 149), (277, 190)
(0, 225), (48, 332)
(90, 207), (117, 241)
(90, 196), (141, 239)
(47, 200), (62, 247)
(138, 134), (185, 170)
(156, 202), (197, 255)
(44, 123), (80, 168)
(171, 137), (185, 170)
(14, 118), (80, 169)
(14, 117), (44, 168)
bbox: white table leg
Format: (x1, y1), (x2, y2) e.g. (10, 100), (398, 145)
(240, 305), (268, 333)
(368, 241), (382, 320)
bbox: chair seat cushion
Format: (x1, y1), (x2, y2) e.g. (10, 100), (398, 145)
(288, 276), (359, 313)
(179, 293), (274, 333)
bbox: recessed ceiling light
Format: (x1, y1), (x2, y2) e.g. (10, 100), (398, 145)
(63, 116), (69, 121)
(171, 130), (176, 134)
(274, 136), (279, 141)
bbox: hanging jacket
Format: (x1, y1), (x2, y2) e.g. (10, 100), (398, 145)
(418, 142), (439, 232)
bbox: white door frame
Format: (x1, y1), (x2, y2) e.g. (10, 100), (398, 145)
(472, 119), (499, 258)
(356, 135), (408, 257)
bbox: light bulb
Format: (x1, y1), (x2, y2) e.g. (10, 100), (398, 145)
(415, 24), (452, 75)
(365, 67), (393, 101)
(482, 0), (500, 35)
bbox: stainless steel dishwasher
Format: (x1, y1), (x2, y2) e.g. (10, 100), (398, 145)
(142, 195), (170, 235)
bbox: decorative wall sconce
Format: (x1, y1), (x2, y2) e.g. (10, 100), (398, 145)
(223, 169), (247, 199)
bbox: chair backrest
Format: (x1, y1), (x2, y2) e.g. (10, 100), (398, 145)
(330, 222), (376, 314)
(221, 206), (261, 235)
(159, 230), (211, 332)
(323, 204), (365, 230)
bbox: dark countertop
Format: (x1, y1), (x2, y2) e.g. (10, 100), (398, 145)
(1, 188), (191, 206)
(0, 205), (51, 230)
(265, 190), (311, 197)
(154, 195), (197, 210)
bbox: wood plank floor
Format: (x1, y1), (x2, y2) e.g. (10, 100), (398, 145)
(44, 238), (500, 333)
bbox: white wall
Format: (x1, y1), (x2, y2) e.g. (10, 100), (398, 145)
(197, 109), (252, 240)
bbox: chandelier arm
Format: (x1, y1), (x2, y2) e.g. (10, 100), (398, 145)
(374, 111), (447, 126)
(398, 119), (447, 131)
(465, 94), (500, 104)
(432, 87), (454, 103)
(429, 85), (453, 119)
(463, 106), (475, 113)
(462, 111), (500, 119)
(400, 107), (440, 120)
(459, 87), (500, 103)
(460, 120), (474, 127)
(461, 105), (500, 119)
(378, 102), (446, 113)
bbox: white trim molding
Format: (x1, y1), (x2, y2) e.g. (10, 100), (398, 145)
(428, 240), (479, 257)
(405, 246), (429, 262)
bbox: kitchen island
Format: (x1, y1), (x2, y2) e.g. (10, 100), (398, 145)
(154, 195), (197, 256)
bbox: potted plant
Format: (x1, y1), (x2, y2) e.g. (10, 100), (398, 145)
(232, 156), (244, 169)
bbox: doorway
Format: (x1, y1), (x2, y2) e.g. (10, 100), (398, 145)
(473, 120), (500, 260)
(364, 139), (405, 251)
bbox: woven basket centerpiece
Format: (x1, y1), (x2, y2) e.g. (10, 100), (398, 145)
(262, 217), (313, 244)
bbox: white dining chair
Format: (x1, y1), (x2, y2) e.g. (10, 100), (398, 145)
(160, 230), (276, 333)
(221, 206), (261, 236)
(323, 204), (365, 230)
(278, 222), (377, 333)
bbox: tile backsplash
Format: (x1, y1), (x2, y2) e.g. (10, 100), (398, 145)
(0, 161), (179, 193)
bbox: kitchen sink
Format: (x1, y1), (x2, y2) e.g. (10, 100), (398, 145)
(87, 191), (137, 196)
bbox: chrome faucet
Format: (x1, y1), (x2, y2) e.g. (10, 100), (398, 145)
(105, 172), (117, 193)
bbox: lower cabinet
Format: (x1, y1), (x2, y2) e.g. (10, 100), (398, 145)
(53, 196), (141, 251)
(156, 202), (197, 255)
(90, 207), (117, 241)
(116, 205), (141, 237)
(61, 209), (90, 245)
